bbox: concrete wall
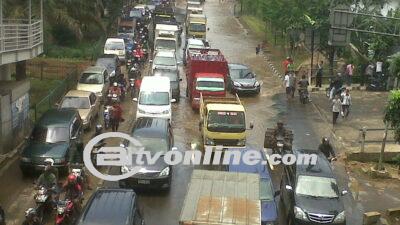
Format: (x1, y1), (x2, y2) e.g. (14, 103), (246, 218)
(0, 80), (31, 154)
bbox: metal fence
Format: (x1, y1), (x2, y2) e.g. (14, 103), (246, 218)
(0, 19), (43, 53)
(358, 127), (397, 152)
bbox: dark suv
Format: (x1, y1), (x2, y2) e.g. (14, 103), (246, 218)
(19, 109), (83, 175)
(76, 189), (145, 225)
(119, 117), (175, 190)
(280, 149), (347, 225)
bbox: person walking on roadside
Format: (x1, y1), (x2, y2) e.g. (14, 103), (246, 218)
(289, 72), (296, 98)
(345, 63), (354, 86)
(341, 89), (352, 118)
(316, 61), (323, 88)
(332, 95), (342, 126)
(282, 57), (291, 75)
(110, 101), (123, 132)
(284, 73), (291, 100)
(256, 44), (261, 55)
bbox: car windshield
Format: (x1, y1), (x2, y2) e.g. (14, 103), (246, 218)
(154, 56), (176, 66)
(156, 39), (176, 50)
(189, 23), (206, 32)
(31, 126), (69, 143)
(295, 175), (339, 198)
(79, 72), (104, 84)
(139, 92), (169, 105)
(95, 59), (116, 72)
(207, 111), (245, 133)
(60, 97), (90, 109)
(130, 10), (142, 18)
(230, 68), (254, 79)
(196, 79), (224, 92)
(260, 179), (274, 201)
(105, 42), (124, 50)
(130, 137), (168, 155)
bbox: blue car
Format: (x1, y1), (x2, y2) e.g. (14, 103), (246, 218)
(227, 147), (278, 225)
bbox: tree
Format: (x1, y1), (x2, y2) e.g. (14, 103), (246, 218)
(384, 90), (400, 142)
(389, 52), (400, 79)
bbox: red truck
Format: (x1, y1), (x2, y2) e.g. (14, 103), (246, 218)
(186, 48), (229, 110)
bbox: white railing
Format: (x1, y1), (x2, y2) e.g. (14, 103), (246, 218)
(0, 19), (43, 54)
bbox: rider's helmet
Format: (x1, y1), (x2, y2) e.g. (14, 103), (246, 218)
(25, 208), (37, 218)
(67, 174), (77, 184)
(44, 164), (52, 173)
(95, 124), (103, 134)
(44, 158), (54, 166)
(322, 137), (329, 144)
(277, 121), (284, 128)
(113, 82), (118, 87)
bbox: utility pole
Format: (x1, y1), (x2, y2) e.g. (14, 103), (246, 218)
(378, 123), (388, 171)
(310, 29), (315, 84)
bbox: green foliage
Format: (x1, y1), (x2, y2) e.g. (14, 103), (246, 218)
(389, 52), (400, 79)
(384, 90), (400, 142)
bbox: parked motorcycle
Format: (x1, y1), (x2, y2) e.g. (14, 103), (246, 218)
(34, 186), (54, 223)
(55, 199), (76, 225)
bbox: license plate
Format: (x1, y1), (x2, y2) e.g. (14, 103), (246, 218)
(138, 180), (150, 184)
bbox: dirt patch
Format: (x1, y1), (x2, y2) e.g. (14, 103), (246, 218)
(27, 58), (93, 80)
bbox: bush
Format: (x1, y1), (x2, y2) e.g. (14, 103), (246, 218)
(384, 90), (400, 142)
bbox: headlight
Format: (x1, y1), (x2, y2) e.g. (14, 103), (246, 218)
(237, 139), (246, 146)
(162, 109), (170, 114)
(121, 166), (129, 174)
(205, 138), (214, 145)
(159, 167), (170, 176)
(333, 211), (346, 223)
(294, 206), (308, 221)
(54, 158), (65, 164)
(255, 81), (260, 86)
(233, 81), (240, 87)
(21, 157), (31, 162)
(138, 108), (146, 114)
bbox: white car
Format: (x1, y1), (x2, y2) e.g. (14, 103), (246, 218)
(77, 66), (109, 100)
(151, 50), (178, 74)
(133, 76), (175, 120)
(104, 38), (126, 62)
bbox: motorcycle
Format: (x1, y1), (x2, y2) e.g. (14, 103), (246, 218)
(299, 89), (308, 104)
(274, 137), (284, 155)
(103, 105), (112, 129)
(107, 93), (120, 104)
(118, 83), (126, 102)
(34, 186), (54, 223)
(70, 164), (85, 189)
(128, 63), (140, 79)
(129, 78), (135, 98)
(55, 199), (76, 225)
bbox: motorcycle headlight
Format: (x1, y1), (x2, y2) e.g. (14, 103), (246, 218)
(162, 109), (170, 114)
(138, 108), (146, 114)
(255, 81), (260, 86)
(294, 206), (308, 221)
(121, 166), (129, 174)
(159, 167), (170, 177)
(57, 207), (65, 214)
(333, 211), (346, 223)
(237, 139), (246, 146)
(233, 81), (241, 87)
(21, 157), (31, 162)
(205, 138), (214, 145)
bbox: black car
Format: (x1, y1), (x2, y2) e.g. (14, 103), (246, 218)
(228, 63), (261, 94)
(20, 109), (83, 175)
(119, 117), (175, 190)
(76, 189), (145, 225)
(95, 54), (121, 78)
(153, 68), (182, 102)
(280, 149), (347, 225)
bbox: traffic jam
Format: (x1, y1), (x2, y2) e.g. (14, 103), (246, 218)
(1, 0), (352, 225)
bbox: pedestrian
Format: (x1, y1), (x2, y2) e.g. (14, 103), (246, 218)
(345, 63), (354, 86)
(110, 101), (123, 132)
(256, 44), (261, 55)
(284, 73), (291, 99)
(364, 62), (374, 86)
(289, 72), (296, 98)
(316, 61), (323, 88)
(341, 89), (352, 118)
(331, 95), (342, 126)
(282, 57), (291, 75)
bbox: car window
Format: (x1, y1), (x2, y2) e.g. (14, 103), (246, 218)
(60, 97), (90, 109)
(70, 116), (81, 138)
(31, 126), (69, 143)
(79, 72), (104, 84)
(89, 94), (96, 106)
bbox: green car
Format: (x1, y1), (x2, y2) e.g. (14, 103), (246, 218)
(20, 109), (84, 176)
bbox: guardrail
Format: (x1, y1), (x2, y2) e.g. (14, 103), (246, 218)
(359, 127), (397, 152)
(0, 19), (43, 54)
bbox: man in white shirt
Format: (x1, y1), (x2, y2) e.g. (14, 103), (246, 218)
(341, 89), (352, 118)
(284, 74), (291, 99)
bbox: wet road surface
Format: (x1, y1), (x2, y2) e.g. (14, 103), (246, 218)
(0, 0), (362, 225)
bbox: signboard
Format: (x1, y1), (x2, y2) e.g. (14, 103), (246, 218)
(329, 5), (353, 46)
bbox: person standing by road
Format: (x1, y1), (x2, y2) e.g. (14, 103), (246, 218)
(282, 57), (291, 75)
(284, 73), (291, 99)
(316, 61), (323, 88)
(341, 89), (352, 118)
(332, 95), (342, 126)
(256, 44), (261, 55)
(345, 63), (354, 86)
(110, 101), (123, 132)
(289, 72), (296, 98)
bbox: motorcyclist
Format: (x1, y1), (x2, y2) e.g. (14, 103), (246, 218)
(63, 175), (83, 213)
(108, 82), (122, 99)
(298, 75), (310, 98)
(44, 158), (59, 180)
(318, 137), (336, 160)
(22, 208), (42, 225)
(273, 121), (291, 153)
(37, 165), (57, 189)
(330, 73), (343, 99)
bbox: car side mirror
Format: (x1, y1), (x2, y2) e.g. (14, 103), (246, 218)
(133, 98), (138, 102)
(274, 190), (281, 197)
(341, 190), (348, 196)
(207, 27), (210, 31)
(177, 61), (183, 65)
(248, 122), (254, 130)
(171, 99), (177, 103)
(179, 78), (183, 81)
(149, 59), (153, 63)
(285, 185), (293, 191)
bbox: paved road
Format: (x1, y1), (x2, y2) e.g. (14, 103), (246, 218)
(0, 0), (363, 225)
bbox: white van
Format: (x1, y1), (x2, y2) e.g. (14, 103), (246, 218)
(104, 38), (126, 62)
(133, 76), (176, 120)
